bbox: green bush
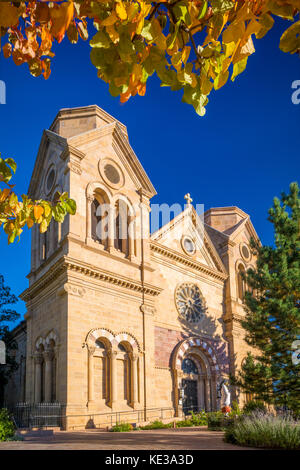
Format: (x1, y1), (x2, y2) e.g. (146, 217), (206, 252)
(207, 411), (234, 431)
(190, 410), (208, 426)
(110, 422), (133, 432)
(229, 401), (243, 418)
(140, 420), (173, 430)
(243, 400), (267, 415)
(0, 409), (15, 441)
(224, 412), (300, 449)
(176, 419), (193, 427)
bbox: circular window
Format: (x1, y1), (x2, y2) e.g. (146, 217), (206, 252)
(175, 283), (206, 324)
(240, 242), (251, 261)
(182, 236), (196, 255)
(45, 167), (55, 194)
(104, 164), (120, 185)
(99, 158), (124, 189)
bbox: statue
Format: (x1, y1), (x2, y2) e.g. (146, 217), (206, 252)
(217, 379), (231, 411)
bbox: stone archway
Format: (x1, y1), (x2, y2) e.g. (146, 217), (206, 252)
(172, 337), (221, 415)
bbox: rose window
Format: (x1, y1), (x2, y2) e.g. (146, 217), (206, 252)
(175, 283), (206, 323)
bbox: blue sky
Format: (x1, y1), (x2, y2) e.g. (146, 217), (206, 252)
(0, 17), (299, 319)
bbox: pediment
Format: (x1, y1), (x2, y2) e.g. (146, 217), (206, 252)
(28, 130), (67, 199)
(67, 122), (156, 197)
(151, 207), (227, 275)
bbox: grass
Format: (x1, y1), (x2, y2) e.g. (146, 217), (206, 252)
(224, 412), (300, 450)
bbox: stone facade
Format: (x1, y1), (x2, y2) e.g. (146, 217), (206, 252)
(5, 106), (259, 429)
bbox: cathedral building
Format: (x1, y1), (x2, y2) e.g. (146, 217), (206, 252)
(5, 105), (258, 429)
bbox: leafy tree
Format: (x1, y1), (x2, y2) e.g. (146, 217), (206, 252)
(0, 156), (76, 243)
(233, 182), (300, 415)
(0, 274), (20, 406)
(0, 1), (299, 116)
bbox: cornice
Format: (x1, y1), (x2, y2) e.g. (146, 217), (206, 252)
(150, 241), (228, 282)
(21, 256), (162, 302)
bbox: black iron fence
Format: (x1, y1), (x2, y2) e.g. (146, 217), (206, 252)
(6, 402), (63, 428)
(5, 403), (208, 429)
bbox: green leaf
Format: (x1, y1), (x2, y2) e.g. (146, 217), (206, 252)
(4, 158), (17, 173)
(231, 57), (248, 81)
(90, 30), (111, 49)
(279, 21), (300, 54)
(65, 198), (77, 215)
(198, 1), (208, 20)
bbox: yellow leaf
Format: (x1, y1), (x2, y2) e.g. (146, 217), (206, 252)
(115, 1), (127, 21)
(182, 46), (191, 65)
(101, 11), (118, 26)
(40, 218), (48, 233)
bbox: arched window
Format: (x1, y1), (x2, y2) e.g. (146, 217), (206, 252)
(91, 189), (109, 247)
(48, 339), (57, 402)
(117, 341), (132, 404)
(182, 357), (199, 375)
(94, 338), (110, 403)
(237, 264), (246, 300)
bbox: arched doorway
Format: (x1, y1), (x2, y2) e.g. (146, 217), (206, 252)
(172, 337), (221, 415)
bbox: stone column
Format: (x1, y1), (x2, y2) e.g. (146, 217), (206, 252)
(205, 377), (212, 412)
(107, 206), (115, 251)
(110, 349), (118, 408)
(211, 376), (217, 411)
(130, 353), (139, 407)
(88, 347), (95, 403)
(44, 349), (54, 403)
(128, 216), (135, 259)
(198, 376), (205, 410)
(86, 195), (93, 241)
(34, 354), (43, 403)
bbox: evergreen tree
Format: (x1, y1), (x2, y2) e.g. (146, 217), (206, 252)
(0, 274), (20, 406)
(233, 182), (300, 414)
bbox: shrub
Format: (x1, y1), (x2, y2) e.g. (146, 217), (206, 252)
(140, 420), (172, 430)
(0, 409), (15, 441)
(110, 422), (133, 432)
(207, 411), (234, 431)
(190, 410), (208, 426)
(243, 400), (267, 415)
(229, 401), (243, 418)
(176, 419), (193, 427)
(224, 412), (300, 449)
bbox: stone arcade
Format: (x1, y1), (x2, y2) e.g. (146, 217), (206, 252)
(4, 105), (258, 429)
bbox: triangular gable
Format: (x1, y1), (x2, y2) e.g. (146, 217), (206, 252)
(151, 207), (227, 275)
(67, 122), (156, 197)
(225, 217), (259, 243)
(28, 129), (67, 199)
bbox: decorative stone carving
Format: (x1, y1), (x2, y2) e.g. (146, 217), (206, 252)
(57, 283), (86, 297)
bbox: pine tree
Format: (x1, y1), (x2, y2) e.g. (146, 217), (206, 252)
(0, 274), (20, 406)
(233, 182), (300, 414)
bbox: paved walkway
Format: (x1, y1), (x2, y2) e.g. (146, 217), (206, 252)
(0, 427), (253, 450)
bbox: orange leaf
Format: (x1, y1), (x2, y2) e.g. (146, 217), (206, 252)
(0, 3), (19, 28)
(3, 43), (12, 59)
(33, 205), (44, 220)
(50, 1), (74, 44)
(0, 188), (11, 202)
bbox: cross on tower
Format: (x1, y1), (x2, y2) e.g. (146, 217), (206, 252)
(184, 193), (193, 206)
